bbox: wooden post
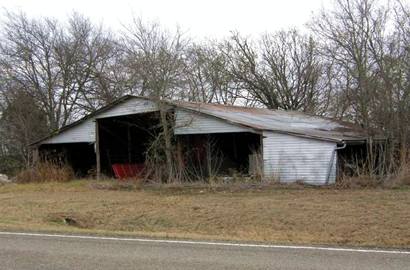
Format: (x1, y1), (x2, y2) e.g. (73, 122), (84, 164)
(176, 136), (184, 179)
(95, 119), (101, 180)
(32, 147), (39, 166)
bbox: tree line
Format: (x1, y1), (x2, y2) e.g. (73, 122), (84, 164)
(0, 0), (409, 175)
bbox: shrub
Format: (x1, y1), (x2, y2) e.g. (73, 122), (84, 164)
(337, 160), (410, 189)
(386, 163), (410, 188)
(337, 175), (382, 188)
(14, 161), (74, 183)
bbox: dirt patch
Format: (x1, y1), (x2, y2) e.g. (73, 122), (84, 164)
(46, 212), (94, 229)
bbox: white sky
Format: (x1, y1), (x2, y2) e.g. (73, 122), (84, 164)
(0, 0), (332, 39)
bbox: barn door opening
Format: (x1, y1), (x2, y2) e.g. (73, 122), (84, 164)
(97, 112), (161, 178)
(38, 143), (96, 177)
(177, 132), (262, 179)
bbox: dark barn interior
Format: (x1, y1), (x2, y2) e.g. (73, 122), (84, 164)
(97, 112), (161, 177)
(337, 140), (390, 179)
(39, 124), (263, 179)
(177, 132), (262, 177)
(337, 142), (369, 180)
(39, 143), (96, 177)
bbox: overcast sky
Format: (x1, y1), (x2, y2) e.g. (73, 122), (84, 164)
(0, 0), (332, 38)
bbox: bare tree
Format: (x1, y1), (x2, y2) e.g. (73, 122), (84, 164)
(0, 13), (62, 130)
(184, 42), (243, 105)
(226, 30), (323, 112)
(121, 19), (188, 182)
(310, 0), (410, 169)
(121, 19), (187, 99)
(59, 13), (119, 114)
(309, 0), (385, 126)
(0, 12), (116, 129)
(89, 41), (130, 107)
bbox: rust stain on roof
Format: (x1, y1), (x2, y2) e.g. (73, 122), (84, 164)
(175, 100), (368, 142)
(32, 96), (370, 145)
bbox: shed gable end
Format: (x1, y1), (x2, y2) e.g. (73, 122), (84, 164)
(42, 120), (95, 144)
(40, 97), (159, 145)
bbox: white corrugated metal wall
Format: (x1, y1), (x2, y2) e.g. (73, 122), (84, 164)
(262, 131), (337, 185)
(42, 120), (95, 144)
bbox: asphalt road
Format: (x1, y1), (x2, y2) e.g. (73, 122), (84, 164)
(0, 232), (409, 270)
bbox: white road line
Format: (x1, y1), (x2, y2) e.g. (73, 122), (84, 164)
(0, 231), (409, 255)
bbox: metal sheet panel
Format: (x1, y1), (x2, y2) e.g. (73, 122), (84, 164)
(262, 131), (337, 185)
(174, 109), (251, 135)
(40, 98), (159, 145)
(96, 98), (158, 119)
(177, 102), (367, 142)
(36, 95), (368, 147)
(42, 120), (95, 144)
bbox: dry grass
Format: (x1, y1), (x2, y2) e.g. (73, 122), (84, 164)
(14, 161), (74, 183)
(0, 180), (409, 248)
(337, 175), (382, 188)
(388, 163), (410, 188)
(337, 162), (410, 189)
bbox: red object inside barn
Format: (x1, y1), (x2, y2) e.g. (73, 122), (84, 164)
(112, 163), (145, 179)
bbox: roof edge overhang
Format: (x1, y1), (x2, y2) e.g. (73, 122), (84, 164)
(30, 95), (373, 147)
(29, 95), (145, 147)
(176, 104), (368, 143)
(174, 106), (262, 135)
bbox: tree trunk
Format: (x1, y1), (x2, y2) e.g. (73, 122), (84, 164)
(159, 101), (174, 183)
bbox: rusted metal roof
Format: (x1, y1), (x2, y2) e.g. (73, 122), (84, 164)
(31, 95), (369, 146)
(175, 101), (368, 142)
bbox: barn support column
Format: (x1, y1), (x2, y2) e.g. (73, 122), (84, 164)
(95, 119), (101, 180)
(32, 147), (39, 166)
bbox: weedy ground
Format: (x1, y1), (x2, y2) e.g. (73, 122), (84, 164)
(0, 180), (409, 248)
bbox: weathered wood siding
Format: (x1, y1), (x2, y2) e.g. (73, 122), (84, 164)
(262, 131), (337, 185)
(174, 109), (252, 135)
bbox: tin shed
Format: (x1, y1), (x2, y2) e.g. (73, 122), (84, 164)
(31, 96), (368, 184)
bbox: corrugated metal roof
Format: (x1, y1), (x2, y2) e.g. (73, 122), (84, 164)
(31, 95), (369, 146)
(175, 101), (368, 142)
